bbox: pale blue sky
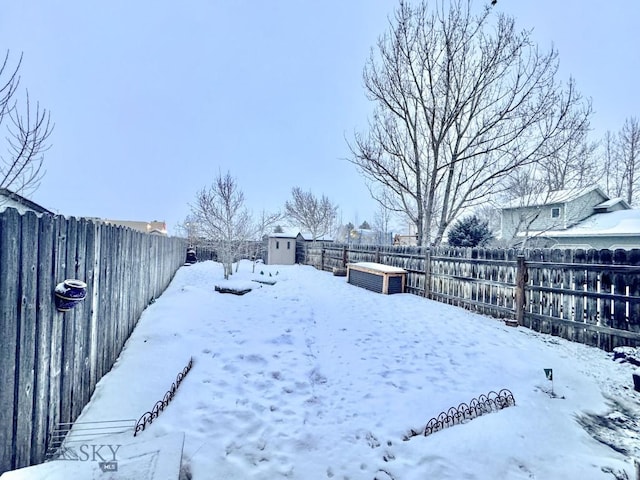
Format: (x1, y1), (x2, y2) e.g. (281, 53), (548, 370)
(1, 1), (638, 234)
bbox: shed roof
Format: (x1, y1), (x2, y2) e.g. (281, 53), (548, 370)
(268, 232), (298, 239)
(268, 229), (333, 241)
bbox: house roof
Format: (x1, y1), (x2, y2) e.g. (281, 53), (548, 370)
(0, 188), (54, 215)
(503, 185), (608, 209)
(522, 210), (640, 238)
(103, 219), (167, 235)
(594, 197), (631, 211)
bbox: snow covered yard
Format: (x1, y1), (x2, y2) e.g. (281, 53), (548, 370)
(11, 260), (640, 479)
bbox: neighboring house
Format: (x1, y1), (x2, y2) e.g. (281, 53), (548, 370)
(501, 186), (610, 244)
(500, 185), (639, 249)
(103, 219), (168, 235)
(0, 188), (54, 215)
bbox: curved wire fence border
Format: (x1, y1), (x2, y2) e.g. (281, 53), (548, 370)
(405, 389), (516, 440)
(134, 357), (194, 436)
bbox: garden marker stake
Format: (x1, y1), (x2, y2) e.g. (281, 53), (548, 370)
(544, 368), (554, 396)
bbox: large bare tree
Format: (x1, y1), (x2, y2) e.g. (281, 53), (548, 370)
(191, 172), (253, 279)
(348, 0), (591, 246)
(0, 51), (53, 197)
(284, 187), (337, 242)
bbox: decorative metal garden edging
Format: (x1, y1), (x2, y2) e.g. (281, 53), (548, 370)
(404, 389), (516, 440)
(134, 357), (194, 436)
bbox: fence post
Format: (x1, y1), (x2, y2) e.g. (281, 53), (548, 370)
(321, 248), (325, 271)
(375, 246), (380, 264)
(342, 246), (347, 268)
(423, 247), (431, 299)
(513, 254), (526, 327)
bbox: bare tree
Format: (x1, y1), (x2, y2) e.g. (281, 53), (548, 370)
(597, 120), (640, 205)
(255, 209), (284, 240)
(617, 117), (640, 205)
(252, 209), (284, 269)
(348, 0), (591, 246)
(600, 130), (623, 198)
(372, 192), (394, 244)
(284, 187), (337, 242)
(539, 126), (598, 191)
(191, 172), (253, 279)
(175, 214), (202, 244)
(0, 51), (53, 197)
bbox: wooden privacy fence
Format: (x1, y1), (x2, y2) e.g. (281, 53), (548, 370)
(305, 243), (640, 352)
(0, 207), (186, 474)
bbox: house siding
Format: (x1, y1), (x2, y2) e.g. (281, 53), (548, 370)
(501, 204), (566, 241)
(564, 189), (608, 226)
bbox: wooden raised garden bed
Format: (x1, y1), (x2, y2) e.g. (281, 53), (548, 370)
(346, 262), (406, 294)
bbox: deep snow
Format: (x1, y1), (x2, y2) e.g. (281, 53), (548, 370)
(4, 260), (640, 479)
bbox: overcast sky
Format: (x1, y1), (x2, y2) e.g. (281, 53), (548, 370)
(1, 1), (638, 234)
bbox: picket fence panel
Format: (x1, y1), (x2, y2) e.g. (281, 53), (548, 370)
(304, 242), (640, 352)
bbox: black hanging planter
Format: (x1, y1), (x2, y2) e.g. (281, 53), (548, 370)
(184, 247), (197, 265)
(54, 279), (87, 312)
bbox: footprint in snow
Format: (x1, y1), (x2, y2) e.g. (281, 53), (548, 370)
(365, 432), (381, 449)
(238, 353), (268, 364)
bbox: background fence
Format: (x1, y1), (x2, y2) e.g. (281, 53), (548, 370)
(305, 243), (640, 352)
(0, 207), (186, 474)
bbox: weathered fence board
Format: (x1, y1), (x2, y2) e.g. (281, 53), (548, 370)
(0, 208), (21, 468)
(0, 208), (186, 474)
(46, 214), (66, 469)
(15, 211), (38, 468)
(32, 212), (54, 465)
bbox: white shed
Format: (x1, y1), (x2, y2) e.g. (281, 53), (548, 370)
(266, 233), (297, 265)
